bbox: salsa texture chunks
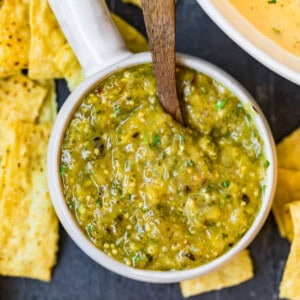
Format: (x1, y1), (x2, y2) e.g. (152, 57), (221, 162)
(61, 64), (267, 270)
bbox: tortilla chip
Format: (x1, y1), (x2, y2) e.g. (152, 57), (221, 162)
(0, 73), (47, 123)
(0, 0), (30, 71)
(36, 80), (57, 124)
(279, 201), (300, 300)
(112, 14), (149, 53)
(53, 44), (84, 92)
(0, 123), (12, 167)
(282, 203), (296, 243)
(277, 128), (300, 171)
(28, 0), (65, 79)
(272, 169), (300, 241)
(180, 250), (253, 298)
(122, 0), (141, 8)
(0, 122), (59, 281)
(0, 68), (15, 78)
(0, 123), (13, 201)
(0, 73), (48, 186)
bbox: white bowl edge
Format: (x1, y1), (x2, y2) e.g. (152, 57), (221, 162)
(47, 52), (277, 283)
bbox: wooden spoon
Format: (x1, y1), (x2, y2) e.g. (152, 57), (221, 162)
(141, 0), (184, 124)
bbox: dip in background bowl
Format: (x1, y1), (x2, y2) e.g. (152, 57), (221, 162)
(197, 0), (300, 85)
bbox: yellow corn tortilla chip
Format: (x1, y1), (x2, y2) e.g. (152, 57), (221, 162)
(272, 169), (300, 241)
(0, 122), (12, 159)
(29, 0), (65, 79)
(0, 0), (30, 71)
(180, 250), (253, 298)
(280, 201), (300, 300)
(53, 13), (148, 91)
(0, 68), (15, 78)
(112, 14), (149, 53)
(0, 123), (13, 201)
(53, 44), (84, 92)
(282, 203), (296, 243)
(0, 74), (48, 188)
(0, 73), (47, 122)
(122, 0), (142, 8)
(36, 79), (57, 124)
(0, 122), (59, 281)
(277, 128), (300, 171)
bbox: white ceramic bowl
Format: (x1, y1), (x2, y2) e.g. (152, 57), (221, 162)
(197, 0), (300, 85)
(47, 0), (277, 283)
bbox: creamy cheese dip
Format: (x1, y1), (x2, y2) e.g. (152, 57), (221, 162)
(230, 0), (300, 56)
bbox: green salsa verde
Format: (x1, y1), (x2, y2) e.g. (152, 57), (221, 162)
(61, 64), (267, 270)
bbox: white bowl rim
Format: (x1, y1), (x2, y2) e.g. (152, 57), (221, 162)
(47, 52), (277, 283)
(197, 0), (300, 86)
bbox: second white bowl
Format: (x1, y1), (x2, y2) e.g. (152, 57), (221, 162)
(197, 0), (300, 85)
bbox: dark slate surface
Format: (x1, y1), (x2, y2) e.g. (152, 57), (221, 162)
(1, 0), (299, 299)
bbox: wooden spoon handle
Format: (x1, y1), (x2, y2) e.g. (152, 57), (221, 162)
(142, 0), (183, 124)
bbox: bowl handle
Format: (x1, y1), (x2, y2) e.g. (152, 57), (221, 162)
(48, 0), (132, 77)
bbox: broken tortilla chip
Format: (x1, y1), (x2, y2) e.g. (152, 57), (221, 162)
(277, 128), (300, 171)
(0, 122), (59, 281)
(0, 73), (47, 123)
(0, 0), (30, 71)
(53, 44), (84, 92)
(0, 73), (48, 186)
(279, 201), (300, 300)
(112, 14), (149, 53)
(36, 79), (57, 124)
(272, 169), (300, 241)
(0, 68), (16, 78)
(122, 0), (142, 8)
(29, 0), (65, 79)
(282, 203), (296, 243)
(0, 122), (13, 201)
(180, 250), (253, 298)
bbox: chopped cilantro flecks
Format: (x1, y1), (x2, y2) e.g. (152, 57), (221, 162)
(113, 105), (121, 117)
(268, 0), (276, 3)
(132, 252), (140, 265)
(178, 132), (185, 143)
(152, 133), (161, 147)
(86, 223), (95, 233)
(60, 164), (67, 176)
(265, 160), (270, 168)
(216, 98), (228, 111)
(222, 181), (231, 188)
(96, 199), (103, 207)
(184, 159), (195, 167)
